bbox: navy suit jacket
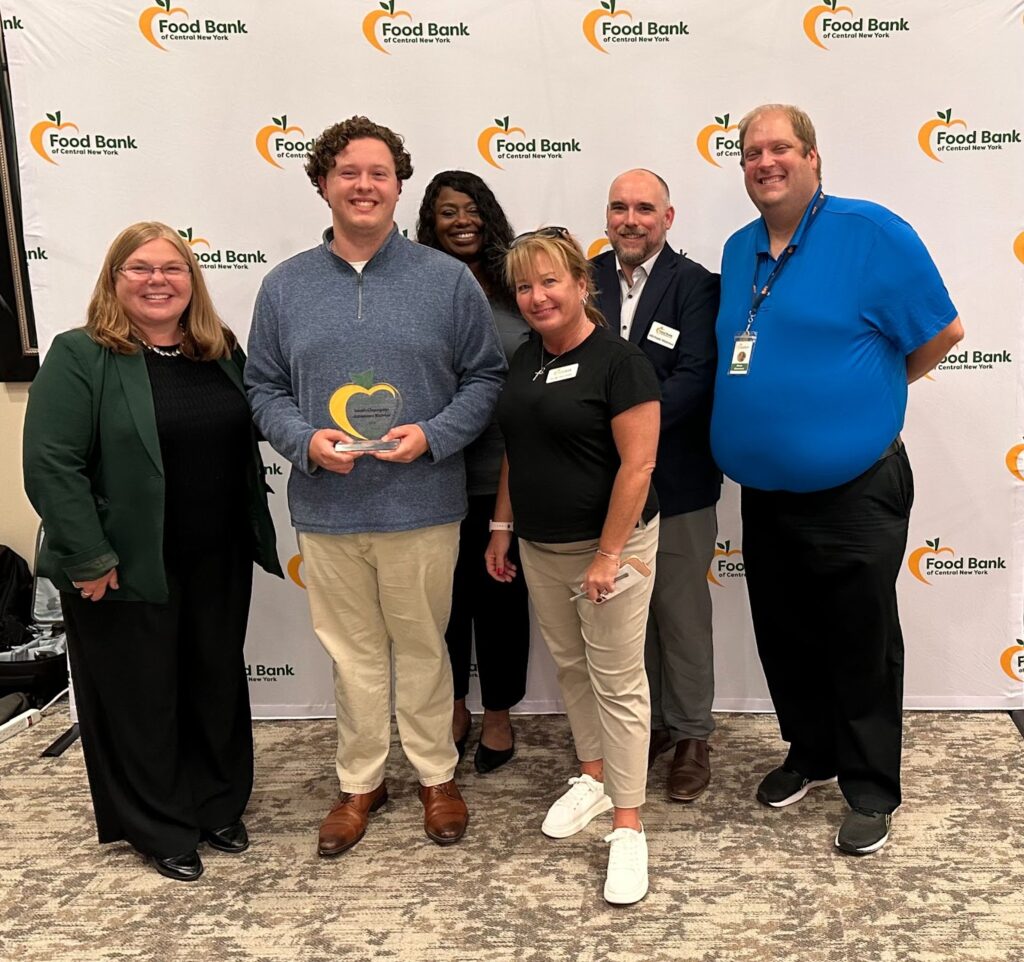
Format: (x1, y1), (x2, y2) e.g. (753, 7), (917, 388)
(592, 244), (721, 517)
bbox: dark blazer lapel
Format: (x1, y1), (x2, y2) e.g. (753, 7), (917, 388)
(593, 253), (622, 333)
(112, 351), (163, 473)
(217, 353), (246, 397)
(630, 245), (678, 345)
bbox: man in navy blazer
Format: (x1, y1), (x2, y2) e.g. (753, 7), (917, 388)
(592, 169), (721, 801)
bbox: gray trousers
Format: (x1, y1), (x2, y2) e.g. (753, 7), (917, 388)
(645, 505), (717, 742)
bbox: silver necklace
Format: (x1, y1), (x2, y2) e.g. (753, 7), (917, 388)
(138, 324), (185, 357)
(533, 343), (568, 382)
(140, 341), (183, 358)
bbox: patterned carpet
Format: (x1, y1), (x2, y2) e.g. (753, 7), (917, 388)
(0, 710), (1021, 962)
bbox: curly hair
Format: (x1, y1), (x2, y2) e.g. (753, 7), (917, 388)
(85, 222), (235, 360)
(304, 116), (413, 193)
(415, 170), (516, 307)
(504, 229), (607, 329)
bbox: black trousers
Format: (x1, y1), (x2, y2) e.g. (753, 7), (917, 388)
(741, 446), (913, 813)
(62, 543), (254, 858)
(445, 493), (530, 709)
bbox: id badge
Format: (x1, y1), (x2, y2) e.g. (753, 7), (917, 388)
(729, 332), (757, 375)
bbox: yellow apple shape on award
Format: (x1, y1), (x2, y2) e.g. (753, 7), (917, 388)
(329, 371), (402, 452)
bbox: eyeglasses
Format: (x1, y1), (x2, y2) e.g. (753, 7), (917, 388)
(509, 226), (571, 248)
(117, 263), (192, 279)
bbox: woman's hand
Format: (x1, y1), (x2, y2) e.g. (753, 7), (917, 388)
(73, 568), (119, 602)
(582, 553), (619, 603)
(485, 531), (517, 583)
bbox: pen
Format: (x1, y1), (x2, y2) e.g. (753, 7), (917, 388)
(569, 569), (629, 602)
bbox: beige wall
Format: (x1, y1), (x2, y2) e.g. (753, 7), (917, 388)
(1, 382), (40, 566)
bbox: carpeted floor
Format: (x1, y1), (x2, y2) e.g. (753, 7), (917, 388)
(0, 709), (1021, 962)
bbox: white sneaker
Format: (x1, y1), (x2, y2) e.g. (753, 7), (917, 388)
(603, 827), (649, 905)
(541, 774), (613, 838)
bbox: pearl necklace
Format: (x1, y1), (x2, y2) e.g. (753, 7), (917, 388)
(138, 324), (185, 358)
(140, 341), (183, 358)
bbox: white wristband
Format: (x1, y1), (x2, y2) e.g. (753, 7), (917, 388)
(488, 520), (514, 532)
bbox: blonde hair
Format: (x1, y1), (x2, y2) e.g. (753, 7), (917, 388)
(86, 221), (235, 359)
(503, 230), (606, 328)
(738, 103), (822, 181)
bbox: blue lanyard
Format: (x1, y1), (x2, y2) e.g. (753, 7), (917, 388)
(744, 188), (826, 335)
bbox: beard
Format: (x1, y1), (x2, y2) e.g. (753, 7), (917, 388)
(610, 233), (654, 268)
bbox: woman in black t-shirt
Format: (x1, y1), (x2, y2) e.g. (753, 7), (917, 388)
(485, 228), (661, 906)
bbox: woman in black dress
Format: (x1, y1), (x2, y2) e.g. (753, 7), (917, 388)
(24, 222), (281, 881)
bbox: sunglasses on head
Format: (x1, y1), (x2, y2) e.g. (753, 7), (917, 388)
(509, 226), (571, 248)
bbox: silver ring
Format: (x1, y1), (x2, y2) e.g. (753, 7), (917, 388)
(81, 590), (93, 598)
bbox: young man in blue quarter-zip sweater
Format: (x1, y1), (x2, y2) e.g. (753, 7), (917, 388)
(246, 116), (505, 855)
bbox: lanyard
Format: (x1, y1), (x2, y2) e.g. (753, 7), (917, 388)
(744, 188), (826, 335)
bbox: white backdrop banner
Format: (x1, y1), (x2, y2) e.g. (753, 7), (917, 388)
(5, 0), (1023, 714)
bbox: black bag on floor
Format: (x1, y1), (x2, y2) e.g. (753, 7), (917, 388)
(0, 540), (67, 708)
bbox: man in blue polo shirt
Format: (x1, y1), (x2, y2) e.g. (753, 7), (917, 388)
(711, 104), (963, 855)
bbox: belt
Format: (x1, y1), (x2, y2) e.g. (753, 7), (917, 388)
(879, 434), (904, 460)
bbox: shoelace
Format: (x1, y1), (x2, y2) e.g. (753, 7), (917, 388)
(561, 775), (602, 810)
(603, 828), (644, 870)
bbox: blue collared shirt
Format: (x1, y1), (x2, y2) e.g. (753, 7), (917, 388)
(711, 194), (957, 492)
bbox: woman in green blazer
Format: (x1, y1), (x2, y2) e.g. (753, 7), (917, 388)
(23, 222), (282, 882)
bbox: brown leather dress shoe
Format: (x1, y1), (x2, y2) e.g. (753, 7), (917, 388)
(418, 779), (469, 846)
(668, 739), (711, 802)
(317, 782), (388, 857)
(647, 729), (673, 770)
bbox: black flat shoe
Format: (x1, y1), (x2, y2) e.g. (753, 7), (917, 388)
(474, 729), (515, 774)
(153, 850), (204, 882)
(202, 820), (249, 853)
(455, 715), (474, 762)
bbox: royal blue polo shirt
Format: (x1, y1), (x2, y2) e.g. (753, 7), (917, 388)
(710, 194), (957, 492)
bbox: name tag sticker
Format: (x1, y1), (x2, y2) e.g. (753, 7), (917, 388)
(547, 363), (579, 384)
(729, 333), (756, 375)
(647, 323), (680, 349)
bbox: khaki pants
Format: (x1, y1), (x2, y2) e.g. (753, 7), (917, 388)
(298, 524), (460, 793)
(518, 516), (659, 808)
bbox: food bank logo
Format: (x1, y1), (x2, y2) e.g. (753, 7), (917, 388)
(246, 662), (296, 682)
(803, 1), (909, 49)
(477, 115), (581, 170)
(30, 111), (138, 164)
(936, 346), (1012, 374)
(587, 237), (611, 257)
(138, 1), (248, 51)
(582, 1), (690, 53)
(707, 540), (744, 586)
(918, 108), (1021, 161)
(362, 1), (469, 54)
(255, 115), (312, 169)
(1006, 440), (1024, 482)
(178, 227), (268, 270)
(1014, 232), (1024, 265)
(287, 554), (305, 588)
(907, 537), (1006, 584)
(696, 114), (739, 168)
(999, 640), (1024, 683)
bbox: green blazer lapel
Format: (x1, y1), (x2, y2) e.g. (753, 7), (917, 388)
(112, 351), (163, 473)
(217, 353), (246, 397)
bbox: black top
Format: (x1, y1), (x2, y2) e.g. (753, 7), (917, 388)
(144, 351), (252, 560)
(497, 325), (660, 543)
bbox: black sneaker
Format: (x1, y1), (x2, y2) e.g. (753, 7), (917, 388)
(835, 808), (891, 855)
(756, 766), (837, 808)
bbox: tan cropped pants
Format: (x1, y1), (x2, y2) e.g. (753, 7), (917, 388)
(518, 516), (659, 808)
